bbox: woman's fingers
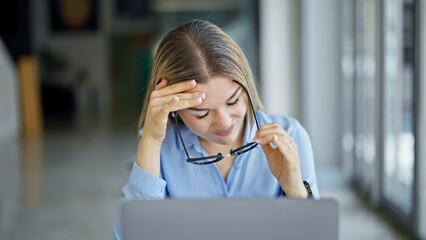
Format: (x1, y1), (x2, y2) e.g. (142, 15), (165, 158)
(253, 123), (296, 151)
(151, 92), (204, 121)
(271, 134), (295, 152)
(255, 123), (287, 137)
(150, 79), (206, 118)
(144, 79), (202, 142)
(151, 79), (197, 99)
(150, 92), (205, 107)
(254, 124), (290, 141)
(150, 96), (179, 125)
(254, 132), (285, 147)
(255, 133), (297, 163)
(159, 94), (204, 114)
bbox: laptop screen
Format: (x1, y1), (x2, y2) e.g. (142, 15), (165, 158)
(120, 198), (338, 240)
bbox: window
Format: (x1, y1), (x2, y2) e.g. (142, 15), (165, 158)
(382, 0), (415, 216)
(341, 0), (425, 237)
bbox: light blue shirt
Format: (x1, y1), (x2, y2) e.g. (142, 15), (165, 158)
(114, 110), (319, 239)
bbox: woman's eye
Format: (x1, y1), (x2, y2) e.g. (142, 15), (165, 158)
(195, 98), (239, 120)
(227, 98), (239, 106)
(196, 111), (210, 119)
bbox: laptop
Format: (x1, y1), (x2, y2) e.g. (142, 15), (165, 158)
(120, 198), (338, 240)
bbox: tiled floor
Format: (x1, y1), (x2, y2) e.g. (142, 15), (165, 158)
(0, 123), (410, 239)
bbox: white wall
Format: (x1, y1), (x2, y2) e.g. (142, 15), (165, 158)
(260, 0), (342, 164)
(301, 0), (342, 164)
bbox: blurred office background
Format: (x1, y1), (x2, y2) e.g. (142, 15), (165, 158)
(0, 0), (425, 239)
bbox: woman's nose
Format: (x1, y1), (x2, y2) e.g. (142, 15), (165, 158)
(214, 109), (232, 130)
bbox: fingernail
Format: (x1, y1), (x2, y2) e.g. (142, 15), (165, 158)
(173, 95), (179, 101)
(194, 97), (202, 103)
(188, 80), (196, 86)
(273, 134), (278, 141)
(199, 92), (206, 99)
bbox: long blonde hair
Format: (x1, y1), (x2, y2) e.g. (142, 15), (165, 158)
(138, 19), (263, 134)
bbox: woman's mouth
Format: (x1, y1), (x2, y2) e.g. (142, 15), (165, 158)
(214, 124), (235, 137)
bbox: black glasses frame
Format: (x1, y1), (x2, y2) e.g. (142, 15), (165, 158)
(173, 80), (260, 165)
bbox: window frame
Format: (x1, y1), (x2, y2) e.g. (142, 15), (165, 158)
(414, 0), (426, 238)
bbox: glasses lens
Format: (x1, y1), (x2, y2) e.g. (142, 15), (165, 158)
(187, 153), (224, 165)
(189, 159), (220, 165)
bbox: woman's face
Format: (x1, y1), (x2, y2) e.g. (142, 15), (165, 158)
(177, 76), (248, 146)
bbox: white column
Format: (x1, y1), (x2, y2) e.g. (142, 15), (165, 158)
(259, 0), (300, 118)
(300, 0), (342, 164)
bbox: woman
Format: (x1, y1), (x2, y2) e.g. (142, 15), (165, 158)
(114, 19), (318, 239)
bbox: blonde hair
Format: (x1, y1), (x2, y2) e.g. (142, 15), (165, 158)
(138, 19), (263, 133)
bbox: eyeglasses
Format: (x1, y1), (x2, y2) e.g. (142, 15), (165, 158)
(172, 80), (260, 165)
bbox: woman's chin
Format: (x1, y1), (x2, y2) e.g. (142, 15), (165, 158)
(211, 134), (238, 146)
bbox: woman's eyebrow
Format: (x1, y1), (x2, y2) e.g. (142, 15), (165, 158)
(187, 107), (210, 111)
(187, 87), (241, 111)
(226, 87), (241, 101)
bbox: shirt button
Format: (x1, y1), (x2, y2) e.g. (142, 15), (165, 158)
(234, 164), (240, 169)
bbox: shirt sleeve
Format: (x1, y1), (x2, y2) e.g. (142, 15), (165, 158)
(122, 126), (167, 199)
(121, 162), (167, 199)
(293, 124), (320, 199)
(113, 162), (167, 240)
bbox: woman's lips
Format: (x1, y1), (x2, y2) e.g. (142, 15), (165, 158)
(214, 124), (235, 136)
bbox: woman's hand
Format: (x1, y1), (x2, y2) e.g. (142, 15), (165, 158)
(137, 79), (205, 177)
(142, 79), (205, 143)
(253, 123), (307, 198)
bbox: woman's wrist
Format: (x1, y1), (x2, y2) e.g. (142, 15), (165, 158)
(278, 164), (308, 198)
(279, 165), (308, 198)
(141, 130), (165, 145)
(136, 135), (163, 177)
(281, 181), (308, 199)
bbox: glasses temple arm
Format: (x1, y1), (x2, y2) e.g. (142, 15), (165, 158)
(173, 113), (191, 159)
(231, 142), (257, 152)
(230, 142), (258, 156)
(233, 80), (260, 129)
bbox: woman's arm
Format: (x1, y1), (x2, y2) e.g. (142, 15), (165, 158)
(114, 79), (205, 239)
